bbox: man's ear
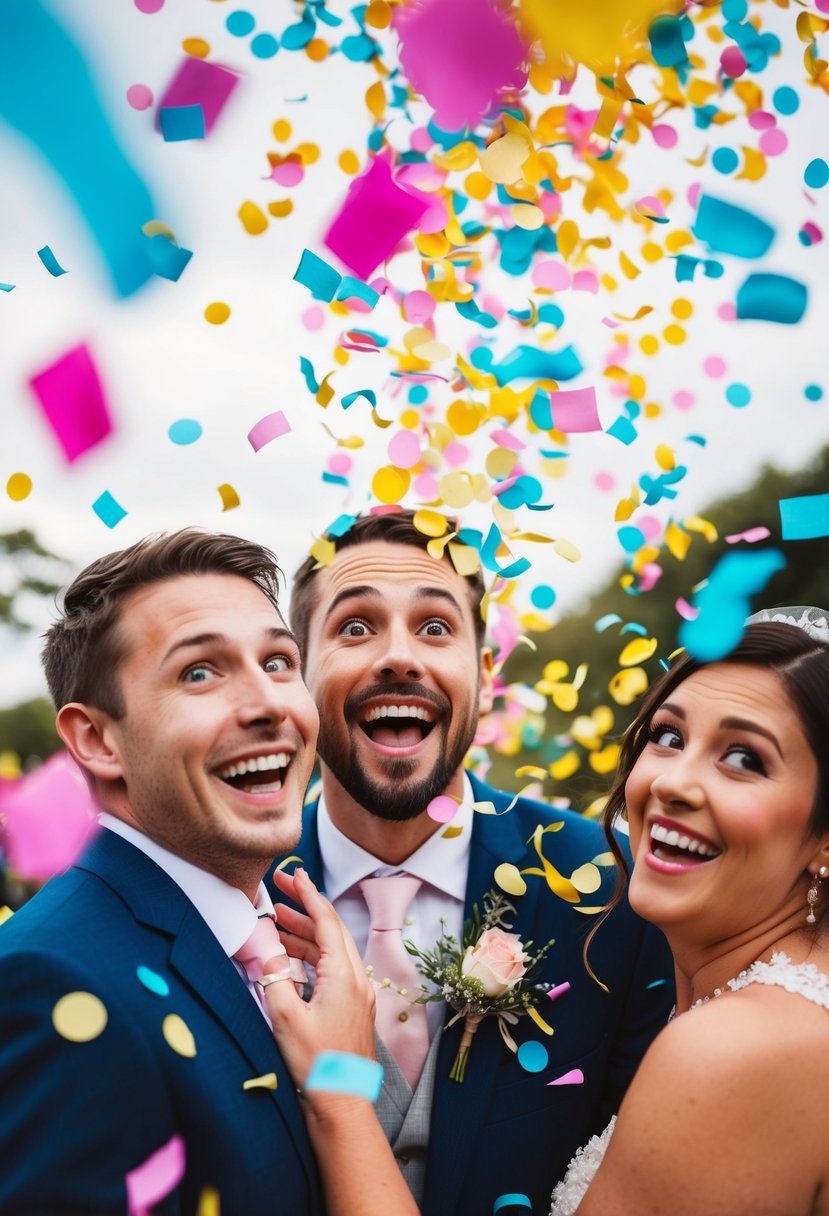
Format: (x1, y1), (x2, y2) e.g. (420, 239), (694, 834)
(56, 703), (125, 784)
(478, 647), (495, 717)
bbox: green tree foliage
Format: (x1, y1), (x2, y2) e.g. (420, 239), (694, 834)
(488, 444), (829, 811)
(0, 698), (60, 765)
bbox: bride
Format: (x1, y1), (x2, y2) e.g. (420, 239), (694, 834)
(263, 608), (829, 1216)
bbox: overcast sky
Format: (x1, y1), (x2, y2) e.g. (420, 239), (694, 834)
(1, 0), (827, 708)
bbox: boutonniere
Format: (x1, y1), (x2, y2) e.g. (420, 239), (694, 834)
(405, 892), (555, 1083)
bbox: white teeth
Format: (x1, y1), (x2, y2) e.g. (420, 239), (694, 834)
(247, 778), (284, 794)
(364, 705), (433, 723)
(218, 753), (289, 779)
(650, 822), (720, 859)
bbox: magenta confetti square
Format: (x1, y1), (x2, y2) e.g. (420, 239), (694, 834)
(29, 343), (113, 462)
(549, 386), (602, 433)
(324, 156), (430, 280)
(155, 57), (239, 136)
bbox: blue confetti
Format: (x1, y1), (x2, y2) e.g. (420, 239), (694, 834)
(293, 248), (341, 302)
(168, 419), (203, 445)
(92, 491), (128, 529)
(137, 966), (170, 997)
(692, 194), (775, 259)
(159, 104), (205, 142)
(517, 1040), (548, 1073)
(306, 1051), (383, 1100)
(735, 273), (807, 324)
(779, 493), (829, 541)
(678, 549), (786, 661)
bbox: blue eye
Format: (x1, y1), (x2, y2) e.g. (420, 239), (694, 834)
(264, 655), (292, 673)
(183, 665), (214, 684)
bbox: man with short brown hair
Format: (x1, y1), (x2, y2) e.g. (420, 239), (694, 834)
(0, 528), (323, 1215)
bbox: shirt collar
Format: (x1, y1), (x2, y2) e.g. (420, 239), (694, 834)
(317, 773), (474, 902)
(99, 813), (274, 957)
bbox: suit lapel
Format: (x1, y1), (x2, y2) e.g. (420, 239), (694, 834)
(424, 777), (543, 1216)
(76, 831), (319, 1191)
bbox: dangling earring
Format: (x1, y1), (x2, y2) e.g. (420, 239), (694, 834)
(806, 866), (829, 925)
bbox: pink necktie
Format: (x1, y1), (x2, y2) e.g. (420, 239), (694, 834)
(235, 916), (307, 1001)
(360, 875), (430, 1090)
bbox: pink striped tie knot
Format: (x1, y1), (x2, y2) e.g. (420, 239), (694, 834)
(235, 916), (307, 992)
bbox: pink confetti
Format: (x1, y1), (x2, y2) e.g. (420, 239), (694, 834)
(637, 563), (662, 592)
(720, 45), (747, 77)
(549, 386), (602, 433)
(324, 155), (430, 280)
(676, 597), (700, 620)
(302, 305), (325, 331)
(126, 1134), (185, 1216)
(0, 751), (99, 882)
(800, 221), (823, 245)
(270, 160), (304, 187)
(491, 428), (525, 452)
(388, 428), (421, 468)
(328, 453), (353, 477)
(394, 0), (527, 133)
(673, 389), (695, 410)
(29, 343), (113, 462)
(572, 269), (599, 294)
(532, 259), (570, 291)
(637, 515), (662, 542)
(126, 84), (154, 111)
(651, 123), (679, 149)
(748, 110), (776, 131)
(759, 127), (788, 157)
(134, 0), (164, 11)
(702, 355), (727, 379)
(546, 981), (571, 1003)
(594, 471), (615, 491)
(410, 126), (433, 154)
(547, 1068), (584, 1087)
(426, 795), (458, 823)
(403, 290), (436, 323)
(414, 470), (439, 498)
(717, 302), (737, 322)
(725, 526), (771, 544)
(444, 441), (470, 468)
(156, 57), (239, 137)
(247, 410), (291, 452)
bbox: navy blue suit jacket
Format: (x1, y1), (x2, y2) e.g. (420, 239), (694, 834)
(0, 830), (324, 1216)
(270, 773), (674, 1216)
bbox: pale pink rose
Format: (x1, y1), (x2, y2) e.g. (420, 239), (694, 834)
(461, 928), (527, 997)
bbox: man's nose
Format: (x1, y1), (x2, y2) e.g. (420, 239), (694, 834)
(236, 666), (289, 727)
(372, 622), (424, 681)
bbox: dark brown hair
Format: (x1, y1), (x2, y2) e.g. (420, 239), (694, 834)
(42, 529), (283, 715)
(601, 621), (829, 883)
(289, 509), (487, 663)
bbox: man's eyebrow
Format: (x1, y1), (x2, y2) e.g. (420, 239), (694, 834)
(162, 627), (298, 664)
(323, 584), (465, 622)
(413, 585), (465, 615)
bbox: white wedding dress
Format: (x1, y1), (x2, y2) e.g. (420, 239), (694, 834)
(549, 952), (829, 1216)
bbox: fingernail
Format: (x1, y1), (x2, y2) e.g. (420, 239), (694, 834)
(296, 866), (307, 878)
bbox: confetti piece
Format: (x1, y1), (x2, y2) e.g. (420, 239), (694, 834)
(168, 418), (202, 445)
(6, 473), (32, 501)
(395, 0), (527, 133)
(92, 491), (128, 528)
(679, 550), (786, 661)
(135, 0), (165, 11)
(214, 482), (239, 512)
(342, 388), (378, 410)
(527, 1005), (555, 1036)
(126, 1134), (185, 1216)
(570, 863), (602, 895)
(735, 273), (808, 325)
(293, 248), (342, 301)
(609, 667), (648, 706)
(547, 1068), (584, 1087)
(324, 156), (430, 280)
(36, 244), (67, 276)
(0, 906), (12, 926)
(242, 1072), (278, 1091)
(52, 991), (107, 1042)
(162, 1012), (197, 1057)
(517, 1040), (548, 1073)
(137, 966), (169, 997)
(494, 862), (528, 897)
(306, 1051), (383, 1100)
(649, 15), (687, 67)
(427, 795), (459, 823)
(156, 56), (238, 137)
(159, 104), (205, 142)
(204, 301), (230, 324)
(29, 343), (112, 462)
(247, 410), (291, 452)
(143, 233), (193, 281)
(779, 493), (829, 541)
(238, 200), (268, 235)
(372, 465), (410, 503)
(546, 386), (602, 434)
(805, 158), (829, 190)
(492, 1195), (532, 1213)
(618, 636), (657, 666)
(692, 194), (775, 259)
(546, 981), (571, 1003)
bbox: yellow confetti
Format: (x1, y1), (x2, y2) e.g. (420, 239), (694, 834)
(413, 510), (449, 538)
(273, 118), (292, 141)
(52, 992), (108, 1043)
(163, 1013), (197, 1058)
(365, 0), (392, 26)
(372, 465), (411, 504)
(267, 199), (294, 218)
(0, 905), (14, 926)
(306, 38), (329, 61)
(685, 515), (718, 543)
(182, 37), (210, 58)
(196, 1187), (221, 1216)
(618, 636), (657, 666)
(447, 541), (481, 577)
(549, 750), (580, 779)
(589, 743), (622, 774)
(528, 1005), (555, 1036)
(438, 472), (475, 508)
(665, 521), (691, 560)
(338, 149), (360, 174)
(446, 399), (483, 436)
(217, 483), (240, 512)
(141, 219), (177, 241)
(243, 1072), (278, 1091)
(554, 538), (581, 563)
(365, 80), (386, 122)
(204, 301), (230, 325)
(486, 448), (518, 480)
(511, 203), (544, 230)
(494, 862), (528, 897)
(441, 824), (464, 839)
(238, 201), (268, 236)
(521, 823), (580, 903)
(309, 537), (336, 567)
(479, 132), (530, 184)
(6, 473), (32, 501)
(274, 855), (303, 872)
(655, 444), (675, 471)
(515, 765), (549, 781)
(570, 863), (602, 895)
(609, 667), (648, 706)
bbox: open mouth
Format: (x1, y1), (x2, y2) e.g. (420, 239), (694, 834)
(650, 822), (721, 866)
(216, 752), (290, 795)
(358, 703), (437, 750)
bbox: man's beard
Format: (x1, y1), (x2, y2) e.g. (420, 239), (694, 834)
(317, 695), (479, 822)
